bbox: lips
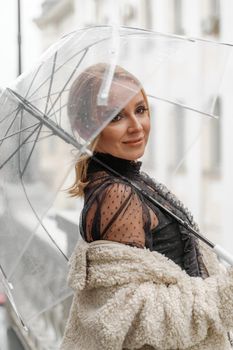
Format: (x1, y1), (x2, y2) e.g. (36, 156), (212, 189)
(123, 137), (144, 144)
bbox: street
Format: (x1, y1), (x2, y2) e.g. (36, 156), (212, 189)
(0, 304), (26, 350)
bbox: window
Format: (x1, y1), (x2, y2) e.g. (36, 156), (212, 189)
(172, 104), (186, 173)
(201, 0), (220, 36)
(174, 0), (184, 35)
(203, 96), (221, 174)
(210, 97), (221, 171)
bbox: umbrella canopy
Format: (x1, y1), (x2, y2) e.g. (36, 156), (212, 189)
(0, 25), (231, 330)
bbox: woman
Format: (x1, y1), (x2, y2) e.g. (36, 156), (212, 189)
(61, 63), (233, 350)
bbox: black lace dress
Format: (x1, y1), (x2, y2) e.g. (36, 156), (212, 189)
(79, 152), (208, 278)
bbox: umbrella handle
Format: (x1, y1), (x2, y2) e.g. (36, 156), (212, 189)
(213, 244), (233, 266)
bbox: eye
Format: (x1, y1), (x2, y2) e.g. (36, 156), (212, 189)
(110, 113), (124, 123)
(136, 105), (149, 115)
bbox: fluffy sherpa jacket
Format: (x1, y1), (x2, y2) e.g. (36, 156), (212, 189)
(60, 239), (233, 350)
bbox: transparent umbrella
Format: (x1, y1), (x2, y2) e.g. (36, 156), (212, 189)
(0, 25), (232, 332)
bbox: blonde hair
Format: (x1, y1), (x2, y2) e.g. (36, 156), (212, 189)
(68, 137), (99, 197)
(67, 63), (149, 197)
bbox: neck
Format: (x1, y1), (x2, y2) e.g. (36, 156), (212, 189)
(87, 152), (142, 177)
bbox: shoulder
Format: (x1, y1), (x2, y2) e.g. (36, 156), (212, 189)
(85, 172), (137, 201)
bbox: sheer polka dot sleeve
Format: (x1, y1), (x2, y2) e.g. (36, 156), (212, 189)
(100, 183), (146, 247)
(84, 182), (157, 248)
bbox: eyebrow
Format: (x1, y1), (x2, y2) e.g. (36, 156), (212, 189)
(135, 100), (146, 107)
(105, 100), (146, 115)
(120, 100), (146, 112)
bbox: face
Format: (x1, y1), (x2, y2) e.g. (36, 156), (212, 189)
(96, 84), (150, 160)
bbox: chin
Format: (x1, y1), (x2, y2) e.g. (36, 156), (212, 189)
(102, 144), (146, 161)
(118, 149), (145, 161)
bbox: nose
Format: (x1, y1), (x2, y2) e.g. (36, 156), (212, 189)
(127, 114), (143, 133)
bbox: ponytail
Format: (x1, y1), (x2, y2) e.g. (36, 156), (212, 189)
(68, 137), (99, 197)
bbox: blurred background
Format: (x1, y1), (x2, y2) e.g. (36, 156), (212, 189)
(1, 0), (233, 349)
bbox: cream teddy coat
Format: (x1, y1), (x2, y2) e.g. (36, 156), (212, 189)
(60, 239), (233, 350)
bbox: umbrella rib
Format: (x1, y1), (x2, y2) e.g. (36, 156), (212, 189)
(118, 25), (233, 47)
(0, 105), (21, 125)
(7, 88), (82, 149)
(48, 95), (59, 125)
(28, 90), (67, 124)
(0, 123), (41, 170)
(28, 32), (116, 103)
(1, 65), (44, 144)
(0, 122), (40, 142)
(27, 46), (88, 102)
(0, 63), (42, 144)
(23, 133), (54, 144)
(19, 177), (69, 261)
(30, 93), (61, 125)
(20, 123), (43, 178)
(25, 26), (232, 105)
(46, 48), (89, 116)
(44, 52), (57, 116)
(30, 33), (110, 101)
(27, 292), (73, 323)
(26, 31), (144, 102)
(46, 101), (67, 120)
(25, 63), (43, 99)
(29, 88), (70, 104)
(0, 107), (22, 147)
(0, 65), (42, 127)
(0, 264), (7, 280)
(46, 99), (76, 138)
(59, 95), (62, 125)
(171, 131), (202, 176)
(147, 94), (219, 119)
(0, 264), (28, 331)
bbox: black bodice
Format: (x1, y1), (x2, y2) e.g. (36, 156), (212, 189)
(80, 152), (207, 278)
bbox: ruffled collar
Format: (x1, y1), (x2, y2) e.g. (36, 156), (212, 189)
(87, 152), (142, 177)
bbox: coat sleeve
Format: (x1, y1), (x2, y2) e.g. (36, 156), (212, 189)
(63, 242), (233, 350)
(104, 268), (233, 350)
